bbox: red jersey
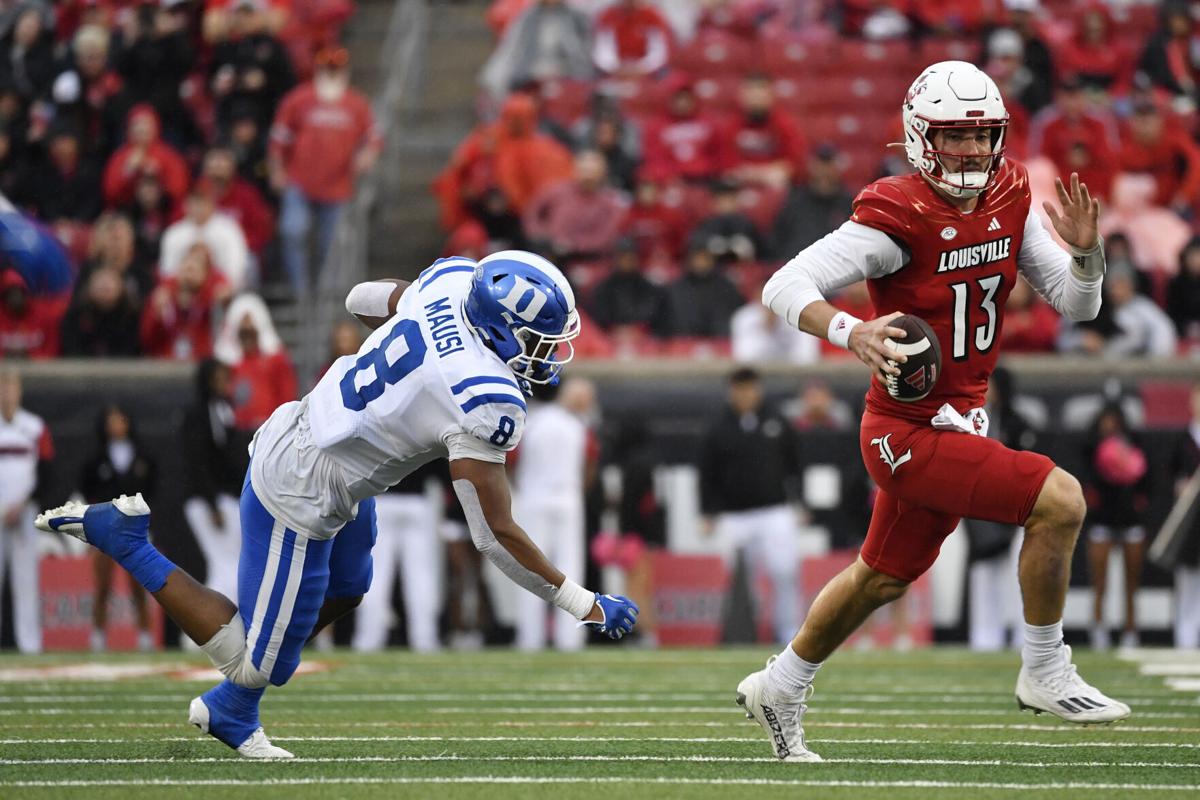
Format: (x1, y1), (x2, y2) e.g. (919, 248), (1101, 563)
(851, 160), (1032, 424)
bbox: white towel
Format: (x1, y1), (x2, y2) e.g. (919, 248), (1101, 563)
(931, 403), (990, 438)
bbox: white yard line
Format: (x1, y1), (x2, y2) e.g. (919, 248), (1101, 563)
(1, 777), (1196, 791)
(1, 734), (1196, 749)
(1, 754), (1197, 769)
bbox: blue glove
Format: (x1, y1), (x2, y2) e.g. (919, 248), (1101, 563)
(583, 593), (639, 640)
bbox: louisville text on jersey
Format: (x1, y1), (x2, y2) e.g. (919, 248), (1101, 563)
(936, 235), (1012, 273)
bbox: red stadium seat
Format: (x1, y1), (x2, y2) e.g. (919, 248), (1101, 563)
(736, 185), (786, 234)
(673, 31), (756, 77)
(1139, 381), (1193, 428)
(661, 338), (733, 358)
(760, 33), (838, 77)
(918, 37), (982, 66)
(614, 76), (671, 120)
(837, 40), (919, 76)
(693, 76), (742, 113)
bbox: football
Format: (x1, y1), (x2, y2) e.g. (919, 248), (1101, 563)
(884, 314), (942, 403)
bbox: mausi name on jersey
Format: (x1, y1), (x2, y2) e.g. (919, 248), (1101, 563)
(424, 296), (465, 358)
(936, 236), (1012, 273)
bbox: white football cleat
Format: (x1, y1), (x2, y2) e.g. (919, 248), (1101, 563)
(736, 657), (822, 762)
(1016, 644), (1131, 724)
(188, 696), (293, 759)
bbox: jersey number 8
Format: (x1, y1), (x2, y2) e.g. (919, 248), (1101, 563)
(340, 320), (428, 411)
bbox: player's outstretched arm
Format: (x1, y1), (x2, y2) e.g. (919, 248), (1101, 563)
(345, 279), (410, 330)
(449, 457), (639, 639)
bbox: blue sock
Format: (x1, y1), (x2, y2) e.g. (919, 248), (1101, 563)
(203, 680), (266, 747)
(121, 543), (176, 594)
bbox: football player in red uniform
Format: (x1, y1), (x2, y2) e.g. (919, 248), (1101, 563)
(737, 61), (1126, 762)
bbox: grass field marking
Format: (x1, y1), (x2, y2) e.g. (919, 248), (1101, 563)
(2, 755), (1198, 769)
(3, 734), (1198, 749)
(2, 777), (1198, 791)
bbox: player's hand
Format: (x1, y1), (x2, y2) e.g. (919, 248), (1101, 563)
(848, 311), (908, 383)
(1043, 172), (1100, 251)
(583, 593), (639, 640)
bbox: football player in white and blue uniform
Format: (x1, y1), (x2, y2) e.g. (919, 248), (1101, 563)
(38, 251), (640, 758)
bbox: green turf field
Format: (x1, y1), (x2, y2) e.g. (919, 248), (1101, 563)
(0, 647), (1195, 799)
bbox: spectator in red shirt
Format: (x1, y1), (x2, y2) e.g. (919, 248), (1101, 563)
(724, 74), (806, 190)
(433, 92), (573, 230)
(140, 242), (231, 360)
(213, 292), (296, 432)
(0, 270), (62, 358)
(1001, 276), (1059, 353)
(102, 104), (190, 208)
(200, 145), (274, 256)
(523, 149), (629, 262)
(270, 46), (381, 297)
(593, 0), (673, 78)
(1028, 77), (1119, 200)
(1055, 3), (1133, 94)
(641, 74), (728, 183)
(622, 174), (688, 269)
(1118, 98), (1200, 214)
(50, 24), (130, 159)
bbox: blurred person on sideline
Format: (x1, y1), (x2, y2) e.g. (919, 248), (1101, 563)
(269, 46), (380, 298)
(213, 293), (296, 433)
(182, 359), (250, 602)
(785, 381), (854, 432)
(352, 460), (443, 653)
(0, 369), (51, 653)
(1168, 235), (1200, 348)
(512, 379), (591, 651)
(1168, 382), (1200, 648)
(1083, 403), (1151, 649)
(80, 404), (155, 651)
(699, 367), (803, 643)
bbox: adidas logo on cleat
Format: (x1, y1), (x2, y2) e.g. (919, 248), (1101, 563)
(760, 703), (790, 759)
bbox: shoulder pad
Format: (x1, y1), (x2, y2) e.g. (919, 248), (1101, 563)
(451, 374), (528, 452)
(850, 176), (918, 241)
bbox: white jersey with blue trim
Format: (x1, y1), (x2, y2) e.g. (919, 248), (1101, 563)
(248, 258), (527, 539)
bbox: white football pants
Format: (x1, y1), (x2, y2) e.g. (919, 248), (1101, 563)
(717, 504), (800, 644)
(515, 496), (585, 651)
(0, 505), (41, 653)
(1176, 566), (1200, 649)
(353, 493), (442, 652)
(183, 494), (243, 601)
(968, 529), (1025, 651)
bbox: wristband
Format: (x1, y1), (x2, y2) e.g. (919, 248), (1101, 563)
(552, 577), (595, 620)
(827, 311), (863, 350)
(1068, 236), (1105, 282)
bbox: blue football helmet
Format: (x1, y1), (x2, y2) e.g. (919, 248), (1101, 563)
(464, 250), (581, 385)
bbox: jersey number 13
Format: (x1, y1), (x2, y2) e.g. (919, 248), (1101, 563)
(949, 274), (1004, 360)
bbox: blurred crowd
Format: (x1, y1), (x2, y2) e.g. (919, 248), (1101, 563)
(434, 0), (1200, 360)
(0, 0), (381, 362)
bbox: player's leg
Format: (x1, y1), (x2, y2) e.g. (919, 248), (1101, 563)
(1085, 527), (1112, 649)
(38, 494), (238, 644)
(190, 484), (340, 758)
(1120, 529), (1146, 647)
(1011, 467), (1130, 721)
(317, 496), (377, 639)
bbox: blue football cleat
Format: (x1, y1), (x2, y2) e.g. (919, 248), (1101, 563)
(36, 494), (150, 560)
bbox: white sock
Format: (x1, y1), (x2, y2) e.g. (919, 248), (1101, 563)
(1022, 620), (1064, 676)
(767, 645), (821, 700)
